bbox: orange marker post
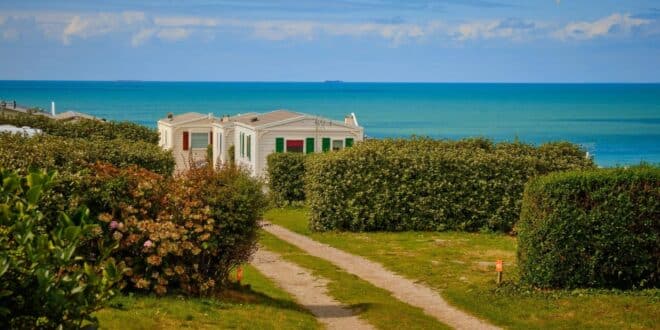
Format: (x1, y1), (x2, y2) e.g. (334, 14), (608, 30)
(496, 259), (503, 284)
(236, 266), (244, 284)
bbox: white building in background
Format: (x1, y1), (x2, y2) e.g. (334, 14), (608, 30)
(157, 110), (364, 176)
(157, 112), (216, 171)
(0, 124), (42, 136)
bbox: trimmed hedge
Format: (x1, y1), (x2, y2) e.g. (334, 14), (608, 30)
(305, 138), (594, 232)
(517, 166), (660, 289)
(0, 133), (174, 176)
(0, 113), (159, 143)
(267, 153), (307, 206)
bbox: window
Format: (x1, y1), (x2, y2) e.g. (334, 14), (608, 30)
(190, 132), (209, 149)
(240, 133), (244, 157)
(246, 135), (252, 160)
(332, 139), (343, 151)
(286, 140), (304, 153)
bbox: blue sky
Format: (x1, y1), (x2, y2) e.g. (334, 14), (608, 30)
(0, 0), (659, 82)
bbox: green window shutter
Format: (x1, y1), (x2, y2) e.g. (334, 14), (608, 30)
(345, 138), (354, 148)
(275, 137), (284, 153)
(305, 137), (315, 154)
(322, 138), (331, 152)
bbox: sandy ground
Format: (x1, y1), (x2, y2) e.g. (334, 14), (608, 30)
(251, 248), (374, 330)
(261, 221), (500, 330)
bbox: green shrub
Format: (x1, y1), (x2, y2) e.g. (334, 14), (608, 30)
(305, 138), (594, 232)
(0, 113), (158, 143)
(0, 133), (174, 176)
(0, 169), (121, 329)
(517, 165), (660, 289)
(267, 153), (307, 206)
(75, 164), (266, 296)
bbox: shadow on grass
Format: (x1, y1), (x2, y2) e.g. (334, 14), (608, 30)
(108, 282), (316, 317)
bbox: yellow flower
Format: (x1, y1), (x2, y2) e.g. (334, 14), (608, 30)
(147, 255), (162, 266)
(98, 213), (113, 223)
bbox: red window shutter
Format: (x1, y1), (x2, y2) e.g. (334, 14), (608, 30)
(209, 132), (213, 145)
(286, 140), (304, 148)
(183, 131), (189, 150)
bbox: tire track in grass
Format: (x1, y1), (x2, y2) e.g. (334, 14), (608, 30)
(261, 221), (499, 330)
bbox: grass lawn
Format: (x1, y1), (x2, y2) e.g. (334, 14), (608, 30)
(95, 264), (321, 329)
(259, 231), (450, 330)
(265, 207), (660, 330)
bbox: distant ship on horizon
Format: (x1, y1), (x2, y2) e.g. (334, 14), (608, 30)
(324, 80), (344, 83)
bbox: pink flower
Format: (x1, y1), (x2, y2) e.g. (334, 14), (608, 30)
(109, 221), (118, 230)
(143, 240), (153, 248)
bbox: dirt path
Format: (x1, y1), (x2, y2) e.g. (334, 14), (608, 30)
(251, 248), (374, 330)
(261, 222), (500, 330)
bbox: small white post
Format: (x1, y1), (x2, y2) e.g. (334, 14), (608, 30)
(51, 102), (56, 116)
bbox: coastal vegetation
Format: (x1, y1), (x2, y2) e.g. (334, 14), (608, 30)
(264, 208), (660, 329)
(0, 133), (174, 175)
(518, 165), (659, 289)
(0, 113), (159, 143)
(300, 138), (594, 232)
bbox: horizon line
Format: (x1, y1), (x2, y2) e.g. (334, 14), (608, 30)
(1, 79), (660, 84)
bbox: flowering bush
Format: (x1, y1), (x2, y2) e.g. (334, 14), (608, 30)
(78, 163), (266, 296)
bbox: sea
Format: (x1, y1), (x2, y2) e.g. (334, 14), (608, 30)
(1, 80), (659, 167)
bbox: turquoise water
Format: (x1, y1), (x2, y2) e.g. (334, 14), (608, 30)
(1, 81), (659, 167)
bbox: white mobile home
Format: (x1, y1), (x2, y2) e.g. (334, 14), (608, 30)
(212, 110), (364, 177)
(157, 110), (364, 176)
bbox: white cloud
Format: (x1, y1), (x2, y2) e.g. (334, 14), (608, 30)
(248, 20), (435, 45)
(454, 18), (539, 41)
(154, 16), (219, 27)
(58, 11), (146, 45)
(251, 20), (316, 40)
(554, 13), (649, 40)
(0, 10), (654, 47)
(131, 28), (156, 46)
(157, 28), (192, 41)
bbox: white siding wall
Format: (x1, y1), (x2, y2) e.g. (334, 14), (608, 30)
(171, 125), (212, 173)
(234, 125), (257, 175)
(256, 124), (363, 177)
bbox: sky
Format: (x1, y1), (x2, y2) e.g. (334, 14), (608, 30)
(0, 0), (659, 82)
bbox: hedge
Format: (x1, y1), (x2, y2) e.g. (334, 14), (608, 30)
(517, 165), (660, 289)
(0, 113), (159, 144)
(0, 133), (174, 176)
(267, 153), (307, 206)
(305, 138), (594, 232)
